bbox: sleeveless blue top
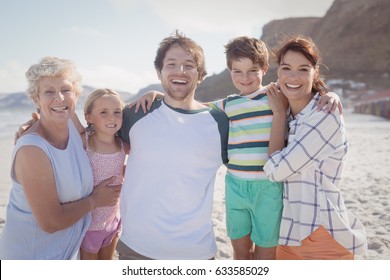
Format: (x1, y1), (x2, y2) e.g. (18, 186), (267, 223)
(0, 121), (93, 259)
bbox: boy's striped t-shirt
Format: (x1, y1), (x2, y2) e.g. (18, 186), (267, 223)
(210, 89), (273, 180)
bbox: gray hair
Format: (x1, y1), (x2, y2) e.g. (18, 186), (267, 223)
(25, 56), (83, 100)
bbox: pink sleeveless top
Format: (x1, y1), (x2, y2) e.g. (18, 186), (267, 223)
(86, 134), (126, 231)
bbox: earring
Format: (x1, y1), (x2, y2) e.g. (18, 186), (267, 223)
(87, 123), (95, 136)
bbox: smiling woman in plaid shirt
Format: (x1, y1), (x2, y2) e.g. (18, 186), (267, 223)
(264, 35), (367, 260)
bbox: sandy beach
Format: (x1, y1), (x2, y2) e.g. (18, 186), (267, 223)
(0, 111), (389, 260)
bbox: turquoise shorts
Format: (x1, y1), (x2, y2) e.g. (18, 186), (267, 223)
(225, 173), (283, 248)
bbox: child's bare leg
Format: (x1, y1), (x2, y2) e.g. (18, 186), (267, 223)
(231, 234), (254, 260)
(80, 248), (98, 260)
(98, 234), (119, 260)
(254, 245), (276, 260)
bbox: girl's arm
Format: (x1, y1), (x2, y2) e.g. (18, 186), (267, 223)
(123, 141), (130, 155)
(70, 111), (87, 148)
(71, 111), (85, 135)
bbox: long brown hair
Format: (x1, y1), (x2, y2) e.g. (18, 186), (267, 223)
(274, 35), (328, 95)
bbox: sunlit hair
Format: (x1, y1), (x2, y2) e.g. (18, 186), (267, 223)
(84, 88), (125, 136)
(154, 30), (207, 81)
(25, 56), (83, 100)
(84, 88), (125, 116)
(225, 36), (269, 70)
(274, 35), (328, 95)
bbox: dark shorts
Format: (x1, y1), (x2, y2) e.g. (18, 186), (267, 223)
(116, 239), (153, 260)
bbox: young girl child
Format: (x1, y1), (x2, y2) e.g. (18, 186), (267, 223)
(79, 88), (129, 260)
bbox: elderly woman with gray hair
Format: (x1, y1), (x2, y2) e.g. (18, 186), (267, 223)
(0, 57), (120, 259)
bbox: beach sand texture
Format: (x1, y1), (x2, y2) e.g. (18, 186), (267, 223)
(0, 112), (389, 259)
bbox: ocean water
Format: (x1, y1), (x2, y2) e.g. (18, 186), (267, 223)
(0, 109), (32, 139)
(0, 108), (86, 139)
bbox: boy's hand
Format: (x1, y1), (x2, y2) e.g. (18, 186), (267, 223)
(266, 82), (289, 116)
(14, 112), (40, 144)
(317, 92), (343, 114)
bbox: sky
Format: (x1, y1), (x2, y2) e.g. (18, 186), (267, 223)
(0, 0), (334, 94)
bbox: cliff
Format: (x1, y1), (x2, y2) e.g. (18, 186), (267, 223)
(195, 0), (390, 102)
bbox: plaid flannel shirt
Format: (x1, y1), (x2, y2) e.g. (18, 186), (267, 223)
(264, 93), (367, 254)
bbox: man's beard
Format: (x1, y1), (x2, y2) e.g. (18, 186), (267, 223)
(163, 86), (192, 102)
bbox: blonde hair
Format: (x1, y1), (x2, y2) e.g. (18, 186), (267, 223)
(25, 56), (83, 100)
(84, 88), (125, 117)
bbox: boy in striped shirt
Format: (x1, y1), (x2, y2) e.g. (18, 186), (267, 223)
(209, 36), (284, 260)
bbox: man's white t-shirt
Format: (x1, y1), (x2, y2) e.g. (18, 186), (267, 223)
(119, 99), (228, 259)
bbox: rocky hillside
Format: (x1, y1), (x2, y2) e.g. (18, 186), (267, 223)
(194, 0), (390, 102)
(313, 0), (390, 87)
(261, 17), (320, 51)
